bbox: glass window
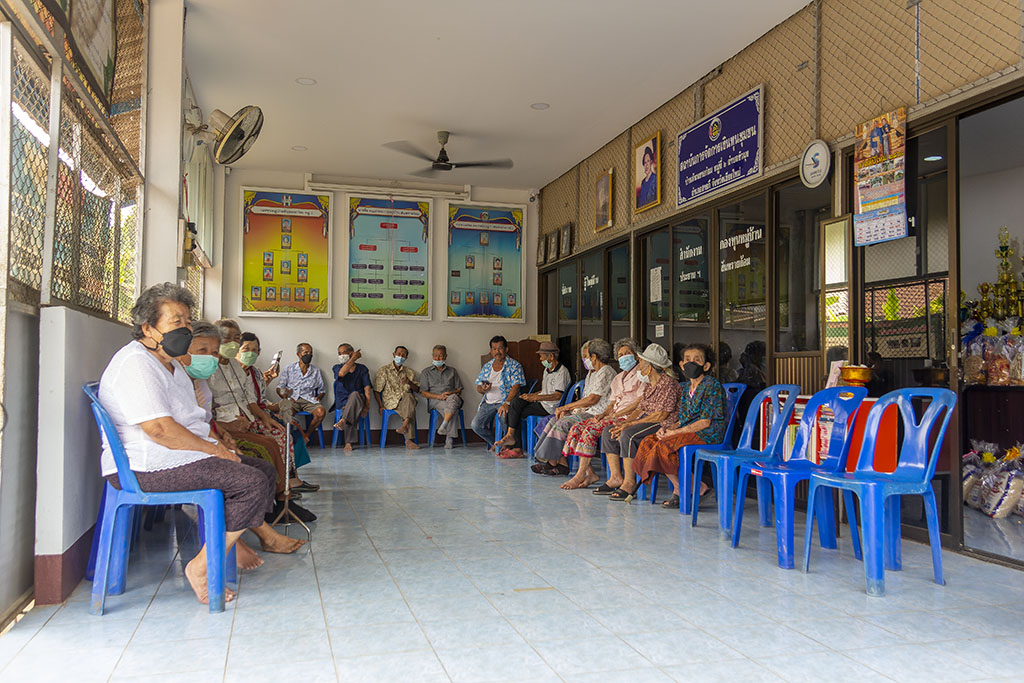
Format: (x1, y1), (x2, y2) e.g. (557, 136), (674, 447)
(609, 244), (630, 344)
(718, 194), (766, 387)
(775, 180), (830, 352)
(580, 251), (604, 348)
(556, 262), (578, 373)
(823, 217), (851, 364)
(542, 270), (557, 336)
(672, 217), (711, 364)
(642, 229), (671, 346)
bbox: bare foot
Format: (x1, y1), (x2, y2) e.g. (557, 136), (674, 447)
(343, 443), (353, 452)
(398, 418), (410, 435)
(259, 532), (307, 554)
(184, 556), (236, 605)
(405, 439), (420, 450)
(494, 433), (514, 449)
(561, 471), (600, 490)
(236, 540), (263, 571)
(333, 419), (346, 430)
(605, 478), (624, 489)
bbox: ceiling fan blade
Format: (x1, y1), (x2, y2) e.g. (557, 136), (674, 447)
(383, 141), (436, 162)
(409, 167), (440, 177)
(452, 159), (514, 170)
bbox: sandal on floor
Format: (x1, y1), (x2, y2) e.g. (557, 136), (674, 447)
(662, 494), (680, 509)
(592, 483), (616, 495)
(531, 462), (554, 474)
(609, 487), (636, 501)
(546, 464), (570, 476)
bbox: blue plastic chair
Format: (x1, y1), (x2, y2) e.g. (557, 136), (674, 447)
(642, 382), (746, 509)
(296, 410), (325, 448)
(802, 388), (957, 596)
(380, 409), (419, 447)
(331, 409), (370, 448)
(731, 387), (867, 569)
(691, 384), (801, 536)
(428, 409), (467, 446)
(83, 382), (234, 615)
(524, 380), (585, 456)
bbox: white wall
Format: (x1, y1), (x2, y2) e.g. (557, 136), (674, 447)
(959, 165), (1024, 300)
(35, 307), (129, 556)
(215, 169), (539, 431)
(0, 309), (40, 614)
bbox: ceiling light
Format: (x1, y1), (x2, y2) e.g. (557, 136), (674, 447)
(291, 145), (308, 152)
(295, 77), (317, 86)
(530, 102), (550, 110)
(923, 155), (943, 162)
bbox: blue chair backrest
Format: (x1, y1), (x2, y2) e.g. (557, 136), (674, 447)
(721, 383), (747, 446)
(853, 387), (957, 483)
(562, 379), (586, 407)
(735, 384), (801, 455)
(83, 381), (142, 495)
(768, 386), (867, 471)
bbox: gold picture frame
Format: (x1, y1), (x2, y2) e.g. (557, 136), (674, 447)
(633, 131), (661, 213)
(595, 168), (613, 232)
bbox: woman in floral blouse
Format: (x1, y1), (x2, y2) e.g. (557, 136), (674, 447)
(633, 343), (726, 508)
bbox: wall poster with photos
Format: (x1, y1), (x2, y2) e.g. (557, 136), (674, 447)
(446, 203), (525, 321)
(241, 188), (332, 317)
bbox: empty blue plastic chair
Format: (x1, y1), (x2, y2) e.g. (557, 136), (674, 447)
(428, 409), (467, 446)
(83, 382), (234, 615)
(524, 380), (585, 455)
(331, 409), (370, 448)
(380, 409), (419, 447)
(692, 384), (800, 536)
(802, 387), (956, 596)
(731, 387), (867, 569)
(296, 410), (325, 448)
(642, 382), (746, 509)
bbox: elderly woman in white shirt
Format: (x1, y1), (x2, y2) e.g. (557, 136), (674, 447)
(99, 284), (304, 605)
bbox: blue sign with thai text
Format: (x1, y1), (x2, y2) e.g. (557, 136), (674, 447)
(677, 85), (763, 207)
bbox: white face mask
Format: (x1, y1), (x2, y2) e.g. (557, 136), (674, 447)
(393, 356), (406, 366)
(638, 369), (651, 384)
(583, 358), (593, 371)
(339, 354), (351, 364)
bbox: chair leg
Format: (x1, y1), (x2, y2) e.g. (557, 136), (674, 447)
(756, 476), (772, 527)
(844, 489), (862, 560)
(884, 494), (902, 571)
(332, 410), (341, 448)
(109, 504), (134, 595)
(730, 471), (751, 548)
(774, 478), (799, 569)
(428, 411), (438, 447)
(716, 461), (733, 535)
(380, 412), (390, 448)
(679, 450), (693, 515)
(90, 496), (123, 615)
(648, 474), (659, 504)
(922, 488), (946, 586)
(201, 505), (227, 614)
(815, 487), (838, 550)
(86, 485), (108, 582)
(801, 481), (820, 574)
(690, 459), (706, 527)
(859, 487), (887, 597)
(459, 411), (467, 446)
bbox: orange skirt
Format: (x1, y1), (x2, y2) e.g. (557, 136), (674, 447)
(633, 432), (705, 484)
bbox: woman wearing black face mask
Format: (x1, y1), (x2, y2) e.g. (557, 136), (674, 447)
(633, 343), (727, 509)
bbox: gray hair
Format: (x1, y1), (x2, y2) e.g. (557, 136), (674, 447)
(130, 283), (195, 340)
(613, 338), (640, 357)
(191, 321), (221, 342)
(433, 344), (447, 356)
(585, 338), (613, 364)
(214, 318), (240, 338)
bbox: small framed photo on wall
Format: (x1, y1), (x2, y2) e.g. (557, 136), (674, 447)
(560, 223), (573, 258)
(547, 232), (559, 262)
(633, 131), (661, 213)
(595, 169), (613, 231)
(536, 235), (547, 266)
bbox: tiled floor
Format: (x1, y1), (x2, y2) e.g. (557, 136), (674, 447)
(2, 444), (1022, 682)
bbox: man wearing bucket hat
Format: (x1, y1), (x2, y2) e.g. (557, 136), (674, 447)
(494, 341), (571, 458)
(594, 343), (683, 501)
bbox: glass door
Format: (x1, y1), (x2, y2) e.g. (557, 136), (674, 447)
(608, 243), (630, 345)
(642, 229), (671, 347)
(672, 218), (711, 366)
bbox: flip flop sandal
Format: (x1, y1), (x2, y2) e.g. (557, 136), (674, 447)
(662, 494), (680, 509)
(592, 484), (616, 496)
(498, 449), (525, 459)
(609, 488), (635, 501)
(546, 464), (570, 476)
(531, 463), (554, 474)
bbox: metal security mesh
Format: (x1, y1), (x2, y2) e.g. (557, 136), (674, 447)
(539, 167), (578, 262)
(183, 255), (204, 319)
(9, 45), (50, 294)
(51, 97), (80, 303)
(109, 0), (145, 166)
(116, 180), (140, 323)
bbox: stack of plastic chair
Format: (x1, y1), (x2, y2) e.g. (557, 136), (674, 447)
(730, 386), (866, 569)
(380, 410), (419, 447)
(524, 380), (585, 456)
(428, 409), (467, 446)
(641, 382), (746, 509)
(802, 387), (956, 596)
(295, 411), (325, 448)
(691, 384), (800, 536)
(83, 382), (235, 615)
(330, 410), (371, 448)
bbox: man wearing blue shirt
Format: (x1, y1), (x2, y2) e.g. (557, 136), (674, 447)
(471, 336), (525, 451)
(331, 343), (372, 451)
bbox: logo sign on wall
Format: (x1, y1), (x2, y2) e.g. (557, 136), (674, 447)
(800, 139), (831, 188)
(677, 85), (763, 207)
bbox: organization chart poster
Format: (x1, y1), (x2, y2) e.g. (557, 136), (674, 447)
(241, 188), (331, 317)
(446, 204), (525, 321)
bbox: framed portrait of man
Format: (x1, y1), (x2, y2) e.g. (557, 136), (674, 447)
(633, 131), (661, 213)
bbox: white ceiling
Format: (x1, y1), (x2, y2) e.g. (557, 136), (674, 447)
(183, 0), (808, 190)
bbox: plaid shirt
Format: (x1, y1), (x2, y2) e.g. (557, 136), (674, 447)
(475, 357), (525, 404)
(278, 362), (325, 402)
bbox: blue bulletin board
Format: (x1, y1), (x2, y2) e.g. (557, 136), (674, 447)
(446, 203), (525, 321)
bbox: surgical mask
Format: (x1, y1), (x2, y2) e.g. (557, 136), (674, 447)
(432, 360), (446, 368)
(618, 354), (637, 372)
(583, 358), (593, 371)
(541, 359), (553, 370)
(393, 356), (406, 366)
(185, 354), (219, 379)
(682, 362), (705, 380)
(338, 354), (351, 364)
(300, 353), (313, 365)
(157, 326), (192, 357)
(238, 351), (259, 367)
(219, 342), (240, 359)
(638, 370), (651, 384)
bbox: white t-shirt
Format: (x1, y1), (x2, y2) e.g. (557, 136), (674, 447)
(484, 367), (503, 404)
(98, 341), (215, 476)
(540, 364), (572, 413)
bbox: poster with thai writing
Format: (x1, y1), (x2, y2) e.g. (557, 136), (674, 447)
(241, 188), (331, 317)
(853, 107), (907, 246)
(346, 195), (430, 318)
(719, 222), (766, 326)
(677, 85), (763, 207)
(446, 204), (524, 321)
